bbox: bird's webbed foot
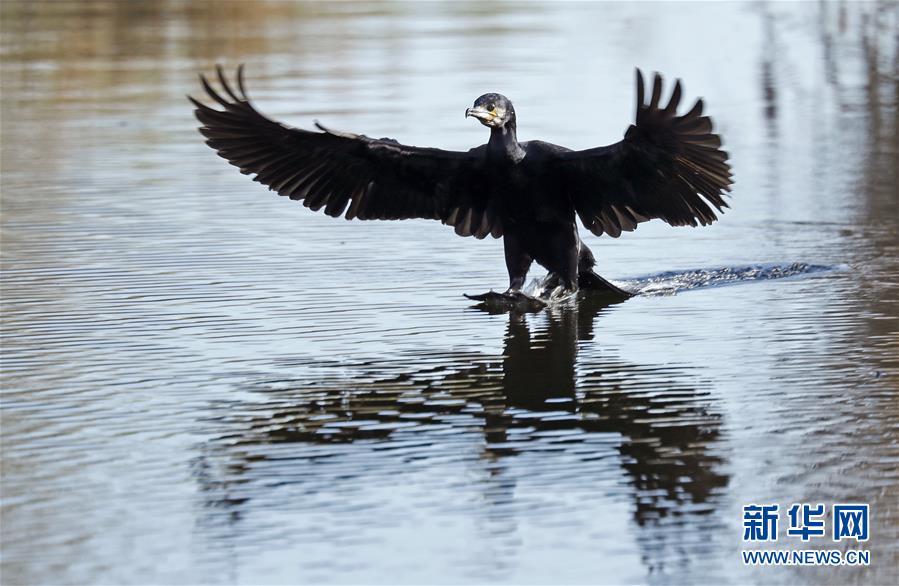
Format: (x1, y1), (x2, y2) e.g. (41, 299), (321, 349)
(464, 289), (547, 313)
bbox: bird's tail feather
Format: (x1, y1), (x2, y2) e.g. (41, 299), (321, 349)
(578, 270), (634, 299)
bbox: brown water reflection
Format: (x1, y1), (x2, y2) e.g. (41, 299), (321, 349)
(2, 1), (897, 584)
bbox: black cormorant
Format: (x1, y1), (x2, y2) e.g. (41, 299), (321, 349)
(190, 66), (732, 306)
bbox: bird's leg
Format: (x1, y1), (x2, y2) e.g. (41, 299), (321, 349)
(506, 275), (527, 294)
(463, 235), (544, 310)
(561, 256), (579, 292)
(549, 231), (581, 298)
(503, 234), (533, 294)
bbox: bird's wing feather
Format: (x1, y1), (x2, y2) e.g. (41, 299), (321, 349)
(552, 69), (733, 238)
(190, 66), (501, 238)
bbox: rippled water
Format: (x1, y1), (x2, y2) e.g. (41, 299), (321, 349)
(2, 1), (897, 584)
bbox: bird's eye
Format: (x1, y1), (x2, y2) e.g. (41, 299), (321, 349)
(487, 103), (495, 111)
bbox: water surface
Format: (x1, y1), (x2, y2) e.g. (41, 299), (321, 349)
(1, 1), (897, 584)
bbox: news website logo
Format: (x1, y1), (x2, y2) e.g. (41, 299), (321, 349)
(741, 503), (870, 566)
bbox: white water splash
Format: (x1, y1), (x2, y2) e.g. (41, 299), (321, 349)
(623, 263), (836, 296)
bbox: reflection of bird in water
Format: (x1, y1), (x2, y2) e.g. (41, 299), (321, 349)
(198, 293), (726, 534)
(488, 299), (728, 526)
(190, 67), (732, 306)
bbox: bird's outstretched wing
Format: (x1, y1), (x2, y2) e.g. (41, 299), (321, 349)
(190, 66), (501, 238)
(553, 69), (733, 237)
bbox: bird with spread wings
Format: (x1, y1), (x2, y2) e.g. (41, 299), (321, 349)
(190, 66), (732, 309)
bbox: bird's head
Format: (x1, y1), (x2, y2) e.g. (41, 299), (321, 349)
(465, 93), (515, 129)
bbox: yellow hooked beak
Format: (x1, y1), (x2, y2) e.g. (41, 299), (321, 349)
(465, 105), (499, 126)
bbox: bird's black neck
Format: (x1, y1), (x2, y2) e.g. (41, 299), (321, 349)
(488, 121), (524, 163)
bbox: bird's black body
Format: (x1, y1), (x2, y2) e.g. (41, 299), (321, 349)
(191, 67), (733, 305)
